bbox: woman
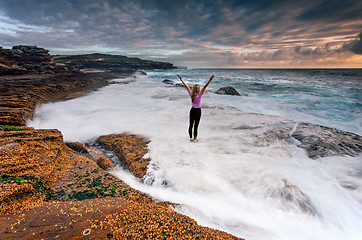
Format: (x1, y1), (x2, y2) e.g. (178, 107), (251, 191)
(177, 74), (215, 142)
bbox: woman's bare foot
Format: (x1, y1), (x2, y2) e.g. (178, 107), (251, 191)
(193, 139), (198, 142)
(190, 138), (194, 141)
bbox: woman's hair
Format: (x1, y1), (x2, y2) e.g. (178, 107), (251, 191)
(191, 84), (201, 102)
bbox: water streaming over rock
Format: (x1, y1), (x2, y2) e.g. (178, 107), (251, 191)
(29, 69), (362, 240)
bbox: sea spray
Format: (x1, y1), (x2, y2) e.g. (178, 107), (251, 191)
(29, 70), (362, 240)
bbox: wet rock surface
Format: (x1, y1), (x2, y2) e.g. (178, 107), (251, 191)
(65, 141), (89, 154)
(0, 128), (241, 239)
(162, 79), (175, 85)
(97, 156), (116, 170)
(277, 179), (315, 215)
(215, 86), (246, 96)
(292, 123), (362, 158)
(0, 46), (240, 238)
(97, 134), (150, 179)
(0, 72), (117, 125)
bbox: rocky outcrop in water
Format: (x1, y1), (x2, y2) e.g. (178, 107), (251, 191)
(292, 123), (362, 159)
(215, 86), (247, 96)
(278, 179), (315, 215)
(97, 134), (151, 179)
(162, 79), (175, 85)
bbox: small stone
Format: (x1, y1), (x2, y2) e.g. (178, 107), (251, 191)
(65, 142), (89, 154)
(97, 156), (115, 170)
(162, 79), (174, 85)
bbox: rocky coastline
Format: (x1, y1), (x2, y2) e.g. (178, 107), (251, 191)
(0, 46), (242, 239)
(1, 45), (361, 239)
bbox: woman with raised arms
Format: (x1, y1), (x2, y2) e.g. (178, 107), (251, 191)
(177, 74), (215, 142)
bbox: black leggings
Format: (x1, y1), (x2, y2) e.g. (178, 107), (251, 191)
(189, 107), (201, 139)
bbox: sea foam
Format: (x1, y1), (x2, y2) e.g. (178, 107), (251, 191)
(29, 73), (362, 240)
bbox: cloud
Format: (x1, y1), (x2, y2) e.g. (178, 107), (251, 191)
(0, 0), (361, 67)
(348, 32), (362, 54)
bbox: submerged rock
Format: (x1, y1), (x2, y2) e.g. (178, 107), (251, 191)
(136, 71), (147, 75)
(215, 86), (247, 96)
(276, 179), (315, 215)
(291, 123), (362, 158)
(162, 79), (175, 85)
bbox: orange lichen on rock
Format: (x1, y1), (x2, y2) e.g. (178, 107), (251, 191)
(97, 134), (150, 178)
(0, 183), (44, 214)
(0, 129), (75, 185)
(91, 199), (241, 240)
(97, 156), (115, 170)
(1, 146), (244, 240)
(0, 128), (80, 214)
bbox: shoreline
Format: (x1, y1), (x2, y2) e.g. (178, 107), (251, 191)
(1, 56), (361, 239)
(0, 70), (243, 239)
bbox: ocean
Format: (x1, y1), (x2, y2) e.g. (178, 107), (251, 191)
(29, 69), (362, 240)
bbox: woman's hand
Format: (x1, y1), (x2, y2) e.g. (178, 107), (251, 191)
(201, 74), (215, 95)
(177, 75), (191, 93)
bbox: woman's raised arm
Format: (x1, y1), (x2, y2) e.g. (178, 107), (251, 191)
(177, 75), (191, 93)
(201, 74), (215, 95)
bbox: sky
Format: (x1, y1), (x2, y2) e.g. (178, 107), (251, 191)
(0, 0), (361, 68)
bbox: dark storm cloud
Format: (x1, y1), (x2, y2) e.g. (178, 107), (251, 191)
(348, 32), (362, 54)
(296, 0), (362, 22)
(0, 0), (361, 67)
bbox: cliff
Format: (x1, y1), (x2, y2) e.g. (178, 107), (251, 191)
(0, 45), (68, 75)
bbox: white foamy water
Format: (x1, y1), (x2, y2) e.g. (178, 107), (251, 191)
(29, 74), (362, 240)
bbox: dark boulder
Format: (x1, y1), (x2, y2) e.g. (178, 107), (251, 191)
(215, 87), (246, 96)
(162, 79), (174, 85)
(292, 123), (362, 158)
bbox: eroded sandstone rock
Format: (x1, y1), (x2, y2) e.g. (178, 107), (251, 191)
(97, 156), (116, 170)
(65, 141), (89, 154)
(0, 129), (77, 214)
(97, 134), (150, 178)
(0, 72), (114, 125)
(0, 45), (59, 75)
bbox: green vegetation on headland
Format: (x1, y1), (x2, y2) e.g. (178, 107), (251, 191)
(52, 53), (176, 71)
